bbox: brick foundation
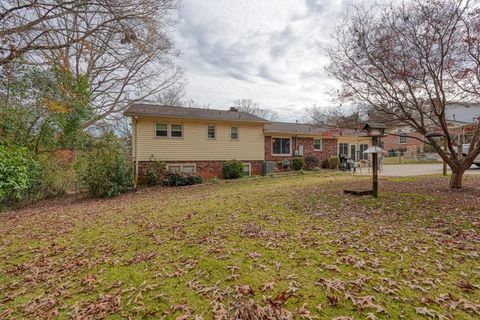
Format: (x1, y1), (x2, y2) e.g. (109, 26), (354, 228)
(138, 160), (264, 181)
(264, 136), (337, 172)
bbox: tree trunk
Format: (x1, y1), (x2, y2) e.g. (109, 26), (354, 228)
(449, 170), (464, 189)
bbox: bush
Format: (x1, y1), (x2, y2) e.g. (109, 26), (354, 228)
(321, 159), (329, 169)
(36, 155), (73, 198)
(223, 159), (244, 179)
(145, 156), (166, 186)
(0, 145), (40, 206)
(162, 171), (203, 187)
(328, 156), (340, 169)
(304, 156), (319, 170)
(292, 157), (304, 171)
(76, 134), (133, 198)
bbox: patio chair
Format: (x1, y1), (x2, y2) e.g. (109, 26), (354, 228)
(352, 162), (362, 174)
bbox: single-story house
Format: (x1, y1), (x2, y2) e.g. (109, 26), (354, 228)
(124, 104), (370, 181)
(263, 122), (338, 167)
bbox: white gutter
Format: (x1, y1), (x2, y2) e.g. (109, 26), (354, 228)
(134, 116), (139, 190)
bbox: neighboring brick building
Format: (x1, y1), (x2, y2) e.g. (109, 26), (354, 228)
(382, 120), (479, 156)
(382, 129), (425, 156)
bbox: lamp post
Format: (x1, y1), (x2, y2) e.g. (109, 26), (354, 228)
(362, 123), (386, 198)
(425, 131), (447, 176)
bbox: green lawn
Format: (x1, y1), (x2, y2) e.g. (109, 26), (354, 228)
(1, 173), (479, 319)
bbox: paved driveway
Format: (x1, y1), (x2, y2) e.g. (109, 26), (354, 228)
(357, 163), (480, 176)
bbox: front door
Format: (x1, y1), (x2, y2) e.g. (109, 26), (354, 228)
(339, 143), (349, 157)
(350, 145), (357, 161)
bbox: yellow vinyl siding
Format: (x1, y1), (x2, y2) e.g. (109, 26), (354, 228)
(337, 136), (371, 159)
(134, 117), (265, 161)
(337, 136), (371, 148)
(132, 117), (137, 159)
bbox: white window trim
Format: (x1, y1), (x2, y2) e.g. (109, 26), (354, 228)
(166, 163), (196, 173)
(242, 163), (251, 176)
(359, 143), (369, 160)
(271, 137), (292, 156)
(313, 138), (323, 151)
(339, 143), (349, 156)
(154, 123), (168, 138)
(399, 135), (407, 144)
(170, 124), (183, 139)
(230, 127), (239, 141)
(154, 123), (184, 139)
(207, 125), (216, 140)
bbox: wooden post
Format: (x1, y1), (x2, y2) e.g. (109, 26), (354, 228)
(372, 136), (378, 198)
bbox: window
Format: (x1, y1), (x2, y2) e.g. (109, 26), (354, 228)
(181, 165), (196, 174)
(272, 137), (291, 155)
(399, 135), (407, 143)
(171, 124), (183, 138)
(166, 164), (196, 173)
(231, 127), (239, 140)
(155, 123), (168, 137)
(207, 125), (216, 139)
(242, 163), (251, 176)
(350, 145), (357, 161)
(314, 139), (322, 151)
(339, 143), (349, 156)
(166, 164), (181, 172)
(359, 144), (369, 160)
(155, 123), (182, 138)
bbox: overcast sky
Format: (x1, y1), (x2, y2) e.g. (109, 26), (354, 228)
(175, 0), (357, 122)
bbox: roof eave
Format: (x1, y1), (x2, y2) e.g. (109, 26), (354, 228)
(264, 130), (337, 137)
(123, 112), (271, 124)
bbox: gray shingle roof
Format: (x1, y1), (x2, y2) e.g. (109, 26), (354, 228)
(124, 104), (269, 123)
(265, 122), (334, 135)
(264, 122), (365, 137)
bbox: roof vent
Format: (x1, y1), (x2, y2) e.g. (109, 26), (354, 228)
(229, 107), (238, 112)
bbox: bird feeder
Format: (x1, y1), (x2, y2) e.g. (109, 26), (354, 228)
(362, 122), (386, 137)
(362, 122), (386, 198)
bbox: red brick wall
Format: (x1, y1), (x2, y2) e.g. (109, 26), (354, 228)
(382, 132), (425, 154)
(138, 160), (263, 181)
(264, 136), (337, 171)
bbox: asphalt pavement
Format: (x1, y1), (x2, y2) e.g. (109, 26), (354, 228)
(357, 163), (480, 176)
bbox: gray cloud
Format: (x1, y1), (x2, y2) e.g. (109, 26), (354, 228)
(175, 0), (352, 120)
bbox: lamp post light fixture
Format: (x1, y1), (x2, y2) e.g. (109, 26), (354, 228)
(362, 123), (386, 198)
(425, 131), (447, 176)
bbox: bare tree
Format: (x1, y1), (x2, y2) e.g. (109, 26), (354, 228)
(327, 0), (480, 188)
(307, 106), (364, 129)
(155, 84), (185, 106)
(0, 1), (177, 64)
(233, 99), (278, 120)
(2, 0), (182, 127)
(183, 98), (211, 109)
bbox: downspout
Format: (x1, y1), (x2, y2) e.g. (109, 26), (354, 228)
(294, 135), (297, 155)
(134, 116), (139, 190)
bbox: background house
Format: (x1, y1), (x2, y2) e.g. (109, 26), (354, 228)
(445, 103), (480, 124)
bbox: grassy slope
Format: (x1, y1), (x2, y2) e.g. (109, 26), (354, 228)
(0, 173), (479, 319)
